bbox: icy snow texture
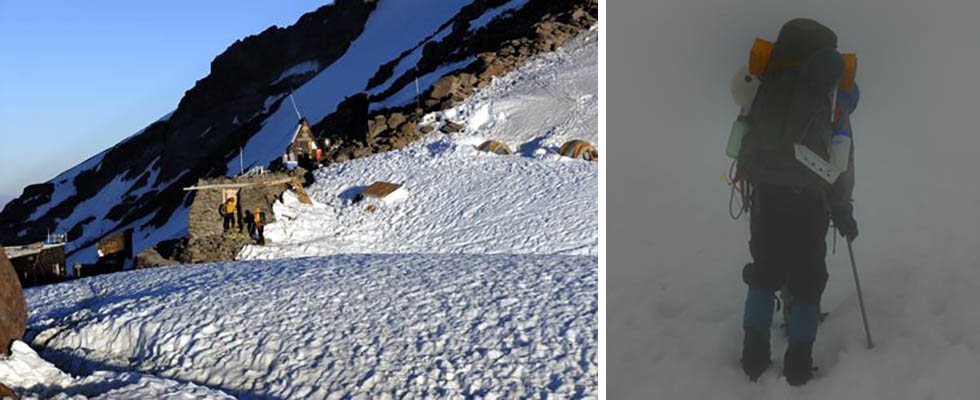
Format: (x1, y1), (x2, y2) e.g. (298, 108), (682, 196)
(0, 341), (233, 399)
(443, 28), (598, 148)
(238, 137), (597, 260)
(23, 254), (597, 399)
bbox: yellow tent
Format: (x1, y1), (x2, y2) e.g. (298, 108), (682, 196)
(476, 140), (513, 155)
(559, 140), (598, 161)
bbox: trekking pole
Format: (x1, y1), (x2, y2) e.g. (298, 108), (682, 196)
(846, 238), (874, 349)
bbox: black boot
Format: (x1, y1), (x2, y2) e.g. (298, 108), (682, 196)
(783, 340), (814, 386)
(741, 328), (771, 381)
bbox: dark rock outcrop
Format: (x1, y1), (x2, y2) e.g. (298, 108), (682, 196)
(0, 249), (27, 355)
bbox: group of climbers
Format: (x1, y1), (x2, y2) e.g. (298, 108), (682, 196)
(218, 197), (266, 245)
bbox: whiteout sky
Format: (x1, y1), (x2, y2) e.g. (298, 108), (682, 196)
(608, 0), (980, 396)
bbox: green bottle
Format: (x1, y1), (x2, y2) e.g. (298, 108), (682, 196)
(726, 114), (750, 159)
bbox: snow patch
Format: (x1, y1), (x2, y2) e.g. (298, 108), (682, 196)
(467, 0), (531, 33)
(272, 60), (320, 85)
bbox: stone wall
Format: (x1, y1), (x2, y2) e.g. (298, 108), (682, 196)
(187, 170), (305, 240)
(183, 170), (309, 264)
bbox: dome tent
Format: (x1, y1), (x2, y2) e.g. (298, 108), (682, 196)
(559, 140), (598, 161)
(476, 140), (513, 155)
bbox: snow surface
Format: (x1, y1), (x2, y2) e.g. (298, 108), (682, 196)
(20, 254), (597, 399)
(608, 5), (980, 398)
(441, 28), (598, 149)
(0, 340), (233, 399)
(238, 137), (597, 260)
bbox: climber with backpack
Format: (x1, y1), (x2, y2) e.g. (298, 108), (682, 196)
(725, 18), (860, 385)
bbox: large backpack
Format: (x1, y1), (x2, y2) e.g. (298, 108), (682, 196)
(738, 18), (846, 191)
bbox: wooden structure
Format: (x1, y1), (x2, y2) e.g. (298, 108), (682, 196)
(559, 140), (598, 161)
(284, 118), (320, 169)
(477, 140), (513, 155)
(96, 228), (134, 266)
(3, 242), (67, 288)
(356, 181), (408, 205)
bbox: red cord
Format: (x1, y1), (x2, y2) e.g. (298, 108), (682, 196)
(728, 160), (750, 220)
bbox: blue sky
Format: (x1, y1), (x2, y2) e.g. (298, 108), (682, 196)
(0, 0), (331, 207)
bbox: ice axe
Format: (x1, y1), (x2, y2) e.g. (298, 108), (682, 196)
(846, 238), (874, 349)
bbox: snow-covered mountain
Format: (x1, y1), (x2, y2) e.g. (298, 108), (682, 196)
(0, 0), (597, 268)
(239, 29), (599, 261)
(2, 24), (598, 399)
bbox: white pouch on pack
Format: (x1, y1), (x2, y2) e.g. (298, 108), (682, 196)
(794, 144), (841, 184)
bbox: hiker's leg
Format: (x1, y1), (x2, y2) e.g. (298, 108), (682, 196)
(741, 185), (791, 379)
(783, 189), (830, 385)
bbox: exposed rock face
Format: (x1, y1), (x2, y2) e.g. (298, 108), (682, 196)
(0, 249), (27, 356)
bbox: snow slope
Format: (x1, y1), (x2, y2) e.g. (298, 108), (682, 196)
(0, 341), (233, 399)
(20, 254), (597, 399)
(445, 27), (598, 148)
(238, 29), (599, 261)
(237, 140), (597, 260)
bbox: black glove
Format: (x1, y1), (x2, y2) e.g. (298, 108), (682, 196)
(831, 204), (858, 241)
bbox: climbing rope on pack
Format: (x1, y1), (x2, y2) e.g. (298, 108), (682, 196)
(726, 160), (751, 220)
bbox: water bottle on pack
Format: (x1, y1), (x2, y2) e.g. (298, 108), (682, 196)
(726, 113), (751, 159)
(829, 127), (851, 172)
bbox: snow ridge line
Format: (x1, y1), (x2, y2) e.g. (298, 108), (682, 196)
(26, 254), (598, 399)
